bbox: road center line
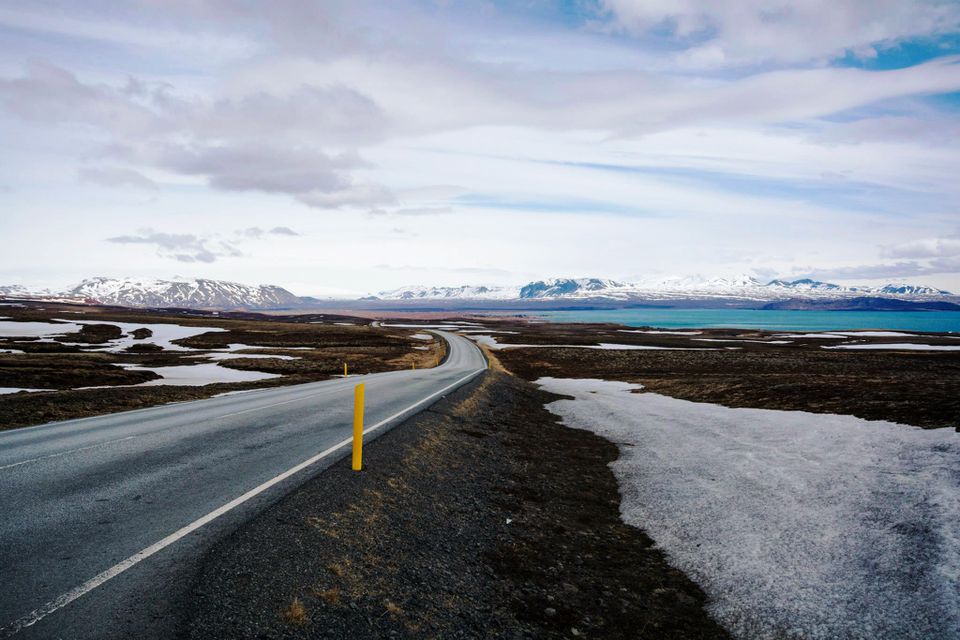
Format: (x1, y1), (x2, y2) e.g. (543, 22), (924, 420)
(0, 436), (137, 471)
(0, 362), (485, 637)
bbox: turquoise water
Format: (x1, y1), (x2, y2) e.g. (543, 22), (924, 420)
(535, 309), (960, 332)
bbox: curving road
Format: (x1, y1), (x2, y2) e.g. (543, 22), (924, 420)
(0, 330), (486, 639)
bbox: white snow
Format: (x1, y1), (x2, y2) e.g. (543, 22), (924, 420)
(0, 348), (25, 354)
(773, 333), (847, 339)
(0, 387), (51, 394)
(824, 343), (960, 351)
(0, 320), (83, 337)
(618, 329), (703, 335)
(535, 377), (960, 640)
(57, 319), (226, 352)
(121, 363), (281, 386)
(410, 333), (433, 340)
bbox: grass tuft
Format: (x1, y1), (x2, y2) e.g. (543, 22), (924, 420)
(281, 597), (308, 626)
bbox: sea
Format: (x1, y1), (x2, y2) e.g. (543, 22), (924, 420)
(534, 308), (960, 333)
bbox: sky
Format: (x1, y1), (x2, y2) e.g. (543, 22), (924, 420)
(1, 1), (960, 297)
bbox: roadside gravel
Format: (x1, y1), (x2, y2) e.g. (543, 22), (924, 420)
(184, 369), (728, 639)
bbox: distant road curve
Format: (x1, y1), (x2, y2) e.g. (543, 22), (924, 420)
(0, 330), (486, 639)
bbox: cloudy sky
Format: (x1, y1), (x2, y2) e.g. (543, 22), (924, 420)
(2, 1), (960, 296)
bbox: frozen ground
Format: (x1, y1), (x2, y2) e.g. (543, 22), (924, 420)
(59, 319), (226, 351)
(536, 377), (960, 640)
(120, 363), (281, 386)
(0, 320), (83, 337)
(0, 387), (51, 395)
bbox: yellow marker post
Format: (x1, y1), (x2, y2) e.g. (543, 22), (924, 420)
(344, 362), (348, 377)
(351, 383), (364, 471)
(412, 361), (416, 370)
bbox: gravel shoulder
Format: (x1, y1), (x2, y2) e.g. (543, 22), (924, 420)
(183, 367), (728, 639)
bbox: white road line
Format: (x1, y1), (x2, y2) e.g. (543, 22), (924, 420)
(0, 365), (485, 637)
(0, 436), (137, 471)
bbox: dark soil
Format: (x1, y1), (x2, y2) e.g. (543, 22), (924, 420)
(59, 323), (124, 344)
(0, 353), (160, 390)
(184, 370), (728, 640)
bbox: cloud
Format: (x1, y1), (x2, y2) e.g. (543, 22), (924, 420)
(0, 60), (160, 134)
(881, 233), (960, 259)
(237, 226), (302, 238)
(597, 0), (960, 68)
(269, 226), (301, 236)
(78, 166), (157, 189)
(107, 230), (231, 263)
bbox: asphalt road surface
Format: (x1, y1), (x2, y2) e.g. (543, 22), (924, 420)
(0, 330), (486, 639)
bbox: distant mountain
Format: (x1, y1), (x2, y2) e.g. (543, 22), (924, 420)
(376, 284), (519, 300)
(0, 277), (302, 309)
(376, 275), (955, 303)
(519, 278), (628, 299)
(3, 274), (956, 310)
(65, 277), (302, 309)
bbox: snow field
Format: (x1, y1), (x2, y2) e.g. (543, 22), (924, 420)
(536, 377), (960, 639)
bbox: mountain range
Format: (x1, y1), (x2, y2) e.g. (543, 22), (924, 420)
(1, 277), (301, 309)
(0, 275), (956, 310)
(375, 276), (953, 302)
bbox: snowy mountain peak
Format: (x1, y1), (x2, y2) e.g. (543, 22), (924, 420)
(64, 277), (302, 308)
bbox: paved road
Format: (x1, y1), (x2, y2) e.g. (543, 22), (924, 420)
(0, 330), (486, 639)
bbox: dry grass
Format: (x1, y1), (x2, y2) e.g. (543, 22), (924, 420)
(281, 597), (309, 626)
(384, 600), (403, 616)
(313, 586), (342, 606)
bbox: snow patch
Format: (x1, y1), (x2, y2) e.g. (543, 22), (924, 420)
(0, 320), (83, 337)
(535, 376), (960, 639)
(121, 363), (281, 386)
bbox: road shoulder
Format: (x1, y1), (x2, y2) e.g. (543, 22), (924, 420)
(183, 368), (728, 639)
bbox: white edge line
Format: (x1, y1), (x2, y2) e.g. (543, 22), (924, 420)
(0, 436), (136, 471)
(0, 362), (485, 636)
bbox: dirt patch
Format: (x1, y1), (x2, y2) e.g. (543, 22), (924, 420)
(184, 371), (728, 639)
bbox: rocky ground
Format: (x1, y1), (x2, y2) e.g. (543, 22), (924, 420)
(184, 365), (727, 639)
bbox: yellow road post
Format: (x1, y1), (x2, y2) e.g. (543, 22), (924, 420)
(352, 383), (364, 471)
(344, 362), (348, 377)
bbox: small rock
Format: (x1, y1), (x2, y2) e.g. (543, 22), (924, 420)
(544, 607), (556, 618)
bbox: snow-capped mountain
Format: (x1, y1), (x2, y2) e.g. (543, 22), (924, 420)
(377, 284), (520, 300)
(0, 277), (302, 308)
(376, 275), (955, 302)
(65, 277), (302, 308)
